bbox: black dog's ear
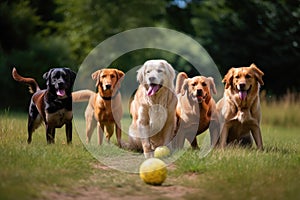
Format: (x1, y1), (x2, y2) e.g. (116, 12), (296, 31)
(43, 69), (54, 86)
(64, 68), (77, 86)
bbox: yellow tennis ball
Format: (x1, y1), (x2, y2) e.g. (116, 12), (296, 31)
(139, 158), (167, 186)
(154, 146), (171, 158)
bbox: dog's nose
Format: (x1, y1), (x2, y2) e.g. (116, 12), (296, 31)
(106, 84), (111, 90)
(149, 77), (156, 83)
(239, 83), (246, 90)
(197, 89), (203, 96)
(58, 82), (64, 88)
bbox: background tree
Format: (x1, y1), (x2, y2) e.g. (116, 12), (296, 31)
(0, 0), (299, 110)
(190, 0), (300, 95)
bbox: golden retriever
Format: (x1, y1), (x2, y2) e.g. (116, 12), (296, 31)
(216, 63), (264, 150)
(72, 68), (124, 146)
(175, 72), (218, 149)
(128, 59), (177, 158)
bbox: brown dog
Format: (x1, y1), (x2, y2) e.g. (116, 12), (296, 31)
(12, 67), (76, 144)
(128, 60), (177, 158)
(72, 68), (124, 146)
(175, 72), (218, 149)
(216, 63), (264, 150)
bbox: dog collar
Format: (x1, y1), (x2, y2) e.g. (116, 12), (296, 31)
(101, 90), (119, 100)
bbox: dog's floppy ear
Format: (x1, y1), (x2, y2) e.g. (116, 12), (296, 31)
(223, 68), (234, 89)
(176, 72), (188, 94)
(250, 63), (264, 86)
(207, 77), (217, 95)
(137, 65), (145, 84)
(43, 69), (54, 86)
(163, 61), (175, 81)
(115, 69), (125, 90)
(91, 69), (102, 87)
(116, 69), (125, 81)
(64, 68), (77, 86)
(181, 79), (189, 96)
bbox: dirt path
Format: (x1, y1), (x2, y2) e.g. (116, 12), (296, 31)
(43, 163), (200, 200)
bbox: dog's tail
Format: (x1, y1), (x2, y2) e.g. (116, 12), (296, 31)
(12, 68), (40, 94)
(72, 90), (95, 102)
(175, 72), (188, 94)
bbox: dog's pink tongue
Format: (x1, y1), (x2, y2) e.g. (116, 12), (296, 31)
(147, 85), (160, 96)
(239, 91), (247, 100)
(56, 89), (66, 97)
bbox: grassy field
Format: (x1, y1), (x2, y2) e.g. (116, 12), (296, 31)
(0, 97), (300, 200)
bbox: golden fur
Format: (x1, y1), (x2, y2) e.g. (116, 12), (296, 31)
(72, 68), (124, 146)
(216, 63), (264, 149)
(175, 72), (218, 149)
(128, 60), (177, 158)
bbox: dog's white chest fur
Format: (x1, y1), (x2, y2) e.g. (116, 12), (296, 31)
(149, 104), (167, 136)
(233, 110), (250, 123)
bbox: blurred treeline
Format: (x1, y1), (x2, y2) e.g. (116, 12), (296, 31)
(1, 0), (299, 110)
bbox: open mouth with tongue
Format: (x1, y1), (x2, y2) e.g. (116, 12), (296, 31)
(56, 89), (66, 97)
(238, 86), (251, 100)
(147, 83), (162, 96)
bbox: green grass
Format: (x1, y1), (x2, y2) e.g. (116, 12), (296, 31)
(0, 98), (300, 200)
(0, 111), (94, 200)
(175, 125), (300, 199)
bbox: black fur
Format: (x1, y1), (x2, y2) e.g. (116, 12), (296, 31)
(27, 68), (76, 144)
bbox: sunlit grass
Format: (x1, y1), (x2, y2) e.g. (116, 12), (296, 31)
(0, 94), (299, 199)
(0, 111), (94, 200)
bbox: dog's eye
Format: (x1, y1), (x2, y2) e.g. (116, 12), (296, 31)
(110, 74), (116, 79)
(202, 82), (207, 87)
(101, 75), (107, 78)
(191, 82), (197, 87)
(157, 69), (163, 73)
(235, 75), (240, 79)
(245, 74), (251, 78)
(146, 70), (151, 74)
(52, 73), (59, 79)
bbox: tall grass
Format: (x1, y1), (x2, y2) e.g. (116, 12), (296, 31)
(261, 91), (300, 127)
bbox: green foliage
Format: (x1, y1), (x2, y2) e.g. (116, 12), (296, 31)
(0, 1), (40, 52)
(55, 0), (169, 63)
(190, 0), (300, 94)
(1, 0), (300, 110)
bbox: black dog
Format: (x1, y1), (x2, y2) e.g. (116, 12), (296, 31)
(12, 68), (76, 144)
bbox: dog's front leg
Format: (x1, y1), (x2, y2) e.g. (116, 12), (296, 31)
(137, 106), (153, 157)
(115, 123), (122, 147)
(85, 105), (96, 144)
(46, 125), (55, 144)
(138, 124), (153, 158)
(219, 124), (229, 149)
(97, 122), (104, 145)
(251, 125), (263, 150)
(141, 137), (153, 158)
(65, 121), (72, 144)
(209, 119), (220, 148)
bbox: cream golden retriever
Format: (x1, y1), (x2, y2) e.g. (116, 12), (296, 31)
(72, 68), (124, 146)
(175, 72), (218, 149)
(128, 59), (177, 158)
(216, 63), (264, 150)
